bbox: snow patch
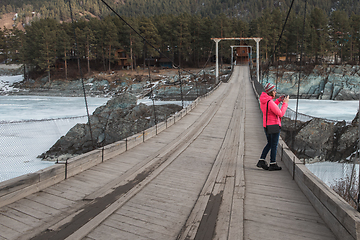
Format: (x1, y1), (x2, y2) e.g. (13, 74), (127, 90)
(0, 75), (23, 93)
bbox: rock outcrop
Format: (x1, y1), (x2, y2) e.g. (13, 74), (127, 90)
(39, 92), (182, 161)
(0, 64), (23, 76)
(281, 113), (359, 162)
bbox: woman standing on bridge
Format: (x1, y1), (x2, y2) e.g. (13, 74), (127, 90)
(257, 83), (289, 171)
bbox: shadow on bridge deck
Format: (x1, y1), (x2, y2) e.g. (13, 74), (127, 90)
(0, 66), (341, 240)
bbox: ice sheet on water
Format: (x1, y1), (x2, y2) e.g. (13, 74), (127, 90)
(0, 95), (109, 182)
(306, 162), (359, 187)
(288, 99), (358, 121)
(0, 95), (109, 122)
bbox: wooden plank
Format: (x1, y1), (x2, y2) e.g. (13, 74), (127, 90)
(0, 223), (19, 239)
(112, 211), (175, 237)
(5, 199), (53, 220)
(86, 224), (137, 240)
(78, 168), (118, 181)
(245, 221), (331, 240)
(59, 178), (99, 195)
(25, 193), (72, 211)
(245, 204), (334, 236)
(214, 176), (235, 240)
(15, 198), (59, 216)
(125, 201), (183, 221)
(117, 205), (179, 228)
(43, 185), (86, 201)
(103, 216), (172, 239)
(0, 206), (41, 227)
(0, 214), (32, 233)
(145, 182), (195, 196)
(135, 190), (195, 210)
(131, 196), (192, 216)
(229, 133), (245, 240)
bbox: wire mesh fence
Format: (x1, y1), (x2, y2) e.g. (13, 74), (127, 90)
(0, 117), (87, 182)
(0, 67), (232, 183)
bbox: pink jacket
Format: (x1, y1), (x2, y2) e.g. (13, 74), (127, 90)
(259, 92), (288, 127)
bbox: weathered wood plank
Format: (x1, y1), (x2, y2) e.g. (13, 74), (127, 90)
(0, 214), (32, 234)
(0, 223), (19, 239)
(25, 192), (73, 210)
(43, 185), (86, 201)
(0, 206), (41, 227)
(5, 199), (53, 220)
(86, 224), (138, 240)
(14, 198), (59, 216)
(104, 216), (172, 239)
(125, 201), (182, 222)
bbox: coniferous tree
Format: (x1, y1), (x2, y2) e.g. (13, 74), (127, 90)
(9, 28), (24, 63)
(84, 26), (95, 73)
(0, 29), (5, 62)
(57, 24), (72, 80)
(2, 27), (11, 64)
(139, 16), (161, 67)
(329, 10), (350, 64)
(308, 7), (328, 64)
(350, 14), (360, 64)
(102, 17), (119, 72)
(173, 14), (191, 67)
(23, 18), (58, 82)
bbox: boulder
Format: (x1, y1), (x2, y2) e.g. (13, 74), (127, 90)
(282, 111), (360, 162)
(294, 118), (335, 158)
(336, 126), (358, 159)
(39, 92), (182, 161)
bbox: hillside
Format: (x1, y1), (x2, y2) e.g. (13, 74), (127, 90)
(1, 0), (360, 29)
(0, 12), (24, 30)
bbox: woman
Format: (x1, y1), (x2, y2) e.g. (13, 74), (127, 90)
(257, 82), (289, 171)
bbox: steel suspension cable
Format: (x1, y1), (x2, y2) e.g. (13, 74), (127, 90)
(100, 0), (176, 68)
(293, 0), (307, 145)
(262, 0), (296, 81)
(68, 0), (94, 146)
(100, 0), (219, 96)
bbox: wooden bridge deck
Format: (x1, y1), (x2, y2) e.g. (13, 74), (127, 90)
(0, 66), (336, 240)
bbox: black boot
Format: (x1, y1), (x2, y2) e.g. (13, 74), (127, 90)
(268, 163), (282, 171)
(256, 159), (269, 170)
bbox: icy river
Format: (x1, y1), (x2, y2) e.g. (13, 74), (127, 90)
(0, 74), (359, 187)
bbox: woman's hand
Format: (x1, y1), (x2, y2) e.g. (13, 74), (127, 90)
(283, 95), (289, 104)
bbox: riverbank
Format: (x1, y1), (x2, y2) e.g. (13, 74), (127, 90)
(0, 64), (221, 99)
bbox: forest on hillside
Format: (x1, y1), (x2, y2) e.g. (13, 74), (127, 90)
(1, 0), (360, 23)
(0, 1), (360, 82)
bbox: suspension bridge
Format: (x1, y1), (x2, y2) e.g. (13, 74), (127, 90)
(1, 65), (358, 240)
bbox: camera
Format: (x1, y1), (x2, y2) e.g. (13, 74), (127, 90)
(279, 94), (288, 101)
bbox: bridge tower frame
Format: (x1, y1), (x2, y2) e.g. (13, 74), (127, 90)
(211, 38), (262, 83)
(230, 45), (253, 69)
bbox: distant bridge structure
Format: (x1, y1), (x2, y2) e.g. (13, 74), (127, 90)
(211, 37), (262, 83)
